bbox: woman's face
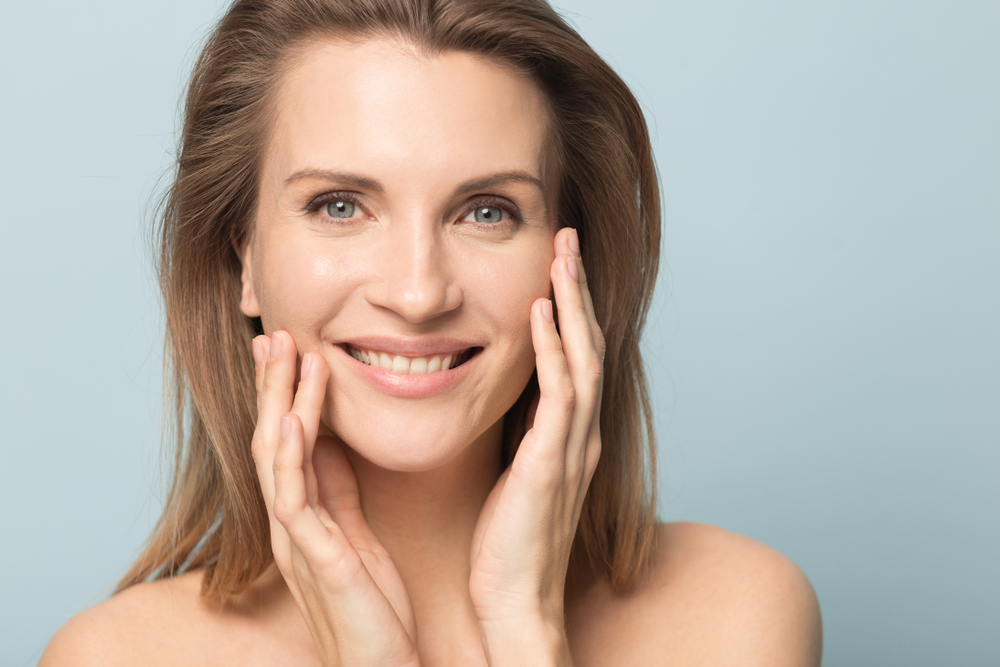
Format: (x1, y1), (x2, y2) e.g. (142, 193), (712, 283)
(240, 38), (557, 471)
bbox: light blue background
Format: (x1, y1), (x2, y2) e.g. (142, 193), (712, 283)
(2, 1), (997, 665)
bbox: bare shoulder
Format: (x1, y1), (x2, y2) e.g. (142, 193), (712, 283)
(39, 572), (208, 667)
(566, 522), (822, 667)
(37, 572), (236, 667)
(39, 568), (313, 667)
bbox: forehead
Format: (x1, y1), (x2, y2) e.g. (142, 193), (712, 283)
(265, 37), (554, 191)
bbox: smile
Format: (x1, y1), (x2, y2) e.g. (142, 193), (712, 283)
(345, 345), (478, 375)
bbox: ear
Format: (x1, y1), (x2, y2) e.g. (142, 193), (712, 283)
(236, 240), (261, 317)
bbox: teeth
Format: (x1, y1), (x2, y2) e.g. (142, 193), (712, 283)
(349, 346), (466, 375)
(391, 355), (409, 373)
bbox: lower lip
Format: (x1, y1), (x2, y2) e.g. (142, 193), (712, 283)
(334, 346), (478, 398)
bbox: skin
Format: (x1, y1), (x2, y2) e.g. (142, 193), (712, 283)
(40, 37), (822, 667)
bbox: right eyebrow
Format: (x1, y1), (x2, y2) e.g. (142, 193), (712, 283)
(283, 169), (384, 192)
(454, 171), (546, 199)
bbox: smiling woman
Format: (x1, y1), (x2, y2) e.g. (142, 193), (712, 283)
(40, 1), (820, 665)
(243, 41), (556, 472)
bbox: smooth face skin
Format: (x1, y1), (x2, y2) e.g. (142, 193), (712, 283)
(239, 39), (557, 472)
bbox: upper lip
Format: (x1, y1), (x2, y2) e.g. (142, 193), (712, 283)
(337, 336), (480, 357)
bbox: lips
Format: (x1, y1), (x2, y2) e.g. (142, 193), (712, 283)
(335, 338), (482, 398)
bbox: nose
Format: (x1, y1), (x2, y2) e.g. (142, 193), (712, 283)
(363, 219), (463, 323)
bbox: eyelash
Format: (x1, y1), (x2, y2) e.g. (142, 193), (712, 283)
(304, 191), (523, 231)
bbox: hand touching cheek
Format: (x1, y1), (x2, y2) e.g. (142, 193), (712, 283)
(469, 227), (605, 666)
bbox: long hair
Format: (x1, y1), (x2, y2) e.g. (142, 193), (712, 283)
(119, 0), (661, 603)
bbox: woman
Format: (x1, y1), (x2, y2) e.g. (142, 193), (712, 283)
(42, 0), (821, 664)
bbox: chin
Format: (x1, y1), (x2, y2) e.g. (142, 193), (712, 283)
(325, 405), (497, 473)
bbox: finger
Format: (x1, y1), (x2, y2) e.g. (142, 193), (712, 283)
(552, 231), (602, 386)
(253, 335), (270, 395)
(574, 269), (604, 489)
(272, 414), (352, 567)
(253, 330), (298, 508)
(560, 228), (604, 360)
(290, 352), (330, 506)
(553, 230), (605, 481)
(551, 253), (601, 385)
(575, 237), (606, 483)
(515, 297), (573, 486)
(310, 436), (419, 643)
(313, 436), (369, 542)
(550, 254), (602, 471)
(291, 353), (329, 449)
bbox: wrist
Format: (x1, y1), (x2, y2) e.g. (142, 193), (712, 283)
(478, 614), (572, 667)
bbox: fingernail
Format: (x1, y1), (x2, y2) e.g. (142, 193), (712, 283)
(542, 299), (554, 324)
(252, 338), (265, 367)
(567, 255), (579, 282)
(280, 415), (290, 441)
(569, 228), (581, 257)
(269, 332), (283, 361)
(301, 353), (312, 378)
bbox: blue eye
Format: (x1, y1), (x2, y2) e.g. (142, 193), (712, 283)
(326, 200), (355, 218)
(473, 205), (504, 223)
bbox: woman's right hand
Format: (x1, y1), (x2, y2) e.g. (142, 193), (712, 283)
(252, 331), (420, 667)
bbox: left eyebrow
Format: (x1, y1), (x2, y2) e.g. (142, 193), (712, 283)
(455, 171), (546, 199)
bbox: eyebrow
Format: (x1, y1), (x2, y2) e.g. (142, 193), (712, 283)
(284, 168), (546, 198)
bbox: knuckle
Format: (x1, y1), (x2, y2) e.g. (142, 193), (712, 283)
(585, 357), (603, 382)
(272, 453), (297, 475)
(262, 371), (283, 391)
(557, 382), (576, 408)
(272, 496), (299, 525)
(250, 436), (267, 464)
(585, 441), (603, 474)
(594, 332), (607, 361)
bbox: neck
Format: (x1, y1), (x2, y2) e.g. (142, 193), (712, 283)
(342, 419), (505, 663)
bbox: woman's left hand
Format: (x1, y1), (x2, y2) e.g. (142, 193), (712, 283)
(469, 227), (605, 667)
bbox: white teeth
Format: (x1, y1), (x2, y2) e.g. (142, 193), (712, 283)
(348, 346), (466, 375)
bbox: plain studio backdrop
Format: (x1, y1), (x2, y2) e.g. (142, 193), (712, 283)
(1, 1), (997, 665)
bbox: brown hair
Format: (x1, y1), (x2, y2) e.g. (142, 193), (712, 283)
(119, 0), (661, 603)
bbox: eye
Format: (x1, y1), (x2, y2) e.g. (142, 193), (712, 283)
(463, 205), (509, 225)
(326, 200), (357, 218)
(475, 206), (502, 223)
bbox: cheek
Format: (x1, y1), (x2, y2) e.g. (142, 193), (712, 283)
(472, 243), (553, 352)
(258, 241), (354, 337)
